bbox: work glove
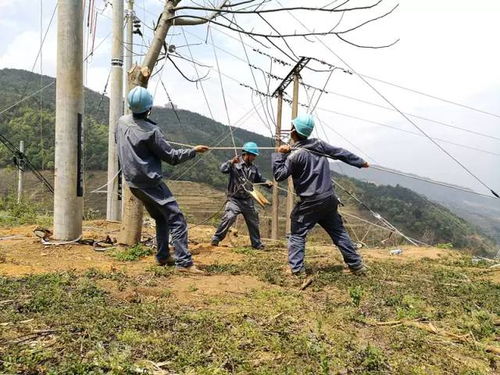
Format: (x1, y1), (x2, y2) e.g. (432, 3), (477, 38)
(277, 145), (291, 154)
(193, 145), (209, 153)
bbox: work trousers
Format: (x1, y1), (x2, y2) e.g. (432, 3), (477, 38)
(289, 194), (363, 273)
(130, 182), (193, 267)
(212, 197), (263, 248)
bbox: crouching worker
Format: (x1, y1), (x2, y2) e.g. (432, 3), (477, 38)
(272, 114), (369, 276)
(116, 86), (209, 274)
(211, 142), (273, 249)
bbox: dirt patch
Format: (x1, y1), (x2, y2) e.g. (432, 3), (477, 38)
(96, 273), (271, 308)
(168, 274), (270, 303)
(360, 246), (454, 261)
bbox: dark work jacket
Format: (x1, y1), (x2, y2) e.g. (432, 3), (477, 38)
(220, 157), (267, 200)
(115, 114), (196, 188)
(272, 138), (366, 200)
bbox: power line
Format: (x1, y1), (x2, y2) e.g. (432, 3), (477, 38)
(237, 80), (500, 158)
(323, 90), (500, 142)
(317, 107), (500, 158)
(361, 74), (500, 120)
(0, 81), (55, 117)
(276, 0), (499, 199)
(187, 25), (500, 147)
(0, 133), (53, 193)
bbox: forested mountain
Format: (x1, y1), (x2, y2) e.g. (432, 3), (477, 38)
(0, 68), (273, 188)
(0, 68), (496, 254)
(335, 163), (500, 250)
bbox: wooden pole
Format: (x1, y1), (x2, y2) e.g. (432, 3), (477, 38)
(121, 0), (134, 218)
(271, 92), (283, 240)
(285, 73), (300, 235)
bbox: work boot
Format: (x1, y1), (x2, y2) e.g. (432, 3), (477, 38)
(210, 239), (219, 247)
(176, 265), (206, 275)
(156, 255), (175, 267)
(350, 264), (368, 276)
(287, 267), (306, 277)
(253, 244), (266, 250)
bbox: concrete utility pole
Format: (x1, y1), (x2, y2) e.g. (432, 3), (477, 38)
(124, 0), (134, 115)
(54, 0), (84, 240)
(286, 73), (300, 234)
(17, 141), (24, 203)
(271, 57), (310, 236)
(271, 92), (283, 240)
(106, 0), (124, 221)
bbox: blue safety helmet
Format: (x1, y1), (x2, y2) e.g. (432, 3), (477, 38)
(292, 114), (315, 138)
(127, 86), (153, 114)
(242, 142), (259, 156)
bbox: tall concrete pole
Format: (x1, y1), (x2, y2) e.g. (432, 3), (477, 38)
(124, 0), (134, 115)
(106, 0), (124, 221)
(17, 141), (24, 203)
(271, 92), (283, 240)
(54, 0), (84, 240)
(285, 73), (300, 235)
(120, 0), (176, 245)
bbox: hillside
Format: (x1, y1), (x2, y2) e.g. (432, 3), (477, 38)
(0, 68), (274, 188)
(0, 221), (499, 374)
(0, 68), (496, 254)
(336, 163), (500, 247)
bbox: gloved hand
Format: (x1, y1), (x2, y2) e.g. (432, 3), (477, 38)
(194, 145), (209, 153)
(231, 155), (240, 164)
(277, 145), (291, 154)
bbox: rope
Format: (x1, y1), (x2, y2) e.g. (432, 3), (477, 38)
(168, 141), (276, 151)
(90, 169), (122, 194)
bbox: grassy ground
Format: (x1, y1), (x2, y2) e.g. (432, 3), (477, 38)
(0, 221), (498, 374)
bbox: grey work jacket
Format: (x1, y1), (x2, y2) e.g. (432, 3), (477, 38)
(115, 114), (196, 189)
(220, 157), (267, 200)
(272, 138), (366, 200)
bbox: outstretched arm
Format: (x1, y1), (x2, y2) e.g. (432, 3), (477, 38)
(254, 167), (273, 188)
(321, 141), (368, 168)
(149, 129), (201, 165)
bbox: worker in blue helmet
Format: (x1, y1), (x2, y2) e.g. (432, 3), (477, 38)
(116, 86), (209, 274)
(211, 142), (273, 249)
(272, 114), (370, 276)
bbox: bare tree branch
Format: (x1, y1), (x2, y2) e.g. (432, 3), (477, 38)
(337, 3), (399, 34)
(336, 34), (399, 49)
(174, 1), (384, 14)
(257, 13), (299, 60)
(167, 55), (209, 82)
(173, 0), (230, 26)
(169, 15), (395, 41)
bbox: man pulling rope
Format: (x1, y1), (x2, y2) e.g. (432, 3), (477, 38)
(116, 86), (209, 274)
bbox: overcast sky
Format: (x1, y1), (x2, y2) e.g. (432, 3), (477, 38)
(0, 0), (499, 197)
